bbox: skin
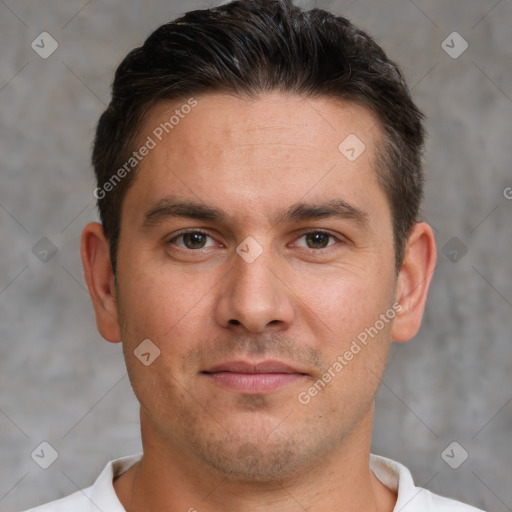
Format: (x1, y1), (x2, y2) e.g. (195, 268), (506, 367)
(81, 92), (437, 512)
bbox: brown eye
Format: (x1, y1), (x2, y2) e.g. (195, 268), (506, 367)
(182, 233), (207, 249)
(305, 232), (331, 249)
(169, 231), (215, 250)
(295, 231), (338, 250)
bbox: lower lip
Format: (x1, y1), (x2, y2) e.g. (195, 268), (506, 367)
(204, 372), (306, 393)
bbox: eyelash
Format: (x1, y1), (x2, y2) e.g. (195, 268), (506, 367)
(167, 229), (343, 252)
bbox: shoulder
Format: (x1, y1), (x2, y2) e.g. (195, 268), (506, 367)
(406, 487), (487, 511)
(370, 454), (487, 512)
(20, 453), (142, 512)
(22, 489), (93, 512)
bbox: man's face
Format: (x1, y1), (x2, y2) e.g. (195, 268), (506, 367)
(115, 92), (398, 481)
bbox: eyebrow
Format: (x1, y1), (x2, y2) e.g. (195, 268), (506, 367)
(141, 195), (369, 229)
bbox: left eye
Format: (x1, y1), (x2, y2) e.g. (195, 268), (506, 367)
(294, 232), (338, 249)
(170, 232), (216, 250)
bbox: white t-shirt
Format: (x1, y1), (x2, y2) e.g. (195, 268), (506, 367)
(23, 453), (485, 511)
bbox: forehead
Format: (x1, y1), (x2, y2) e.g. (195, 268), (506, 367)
(142, 92), (380, 159)
(122, 92), (387, 228)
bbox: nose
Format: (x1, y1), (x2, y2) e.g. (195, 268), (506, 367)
(214, 244), (295, 333)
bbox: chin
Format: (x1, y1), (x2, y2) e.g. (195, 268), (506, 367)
(182, 414), (339, 484)
(196, 435), (311, 484)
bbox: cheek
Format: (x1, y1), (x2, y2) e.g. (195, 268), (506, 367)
(116, 260), (218, 397)
(296, 273), (395, 417)
(293, 265), (395, 342)
(117, 270), (200, 413)
(117, 251), (205, 338)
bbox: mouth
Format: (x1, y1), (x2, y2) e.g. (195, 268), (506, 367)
(201, 360), (309, 394)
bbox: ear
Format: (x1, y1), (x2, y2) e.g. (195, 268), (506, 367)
(392, 222), (437, 342)
(80, 222), (122, 343)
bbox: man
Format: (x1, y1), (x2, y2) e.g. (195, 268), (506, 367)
(25, 0), (485, 510)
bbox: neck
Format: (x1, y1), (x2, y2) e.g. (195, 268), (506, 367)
(114, 407), (396, 512)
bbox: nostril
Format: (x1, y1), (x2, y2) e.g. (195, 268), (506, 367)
(229, 319), (241, 326)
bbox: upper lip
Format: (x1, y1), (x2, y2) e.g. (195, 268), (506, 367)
(203, 360), (306, 374)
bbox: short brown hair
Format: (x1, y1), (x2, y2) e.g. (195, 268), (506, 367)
(92, 0), (425, 275)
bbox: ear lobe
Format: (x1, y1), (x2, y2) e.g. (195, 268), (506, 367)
(80, 222), (122, 343)
(391, 222), (437, 343)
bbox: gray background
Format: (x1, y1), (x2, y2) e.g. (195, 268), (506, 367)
(0, 0), (511, 510)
